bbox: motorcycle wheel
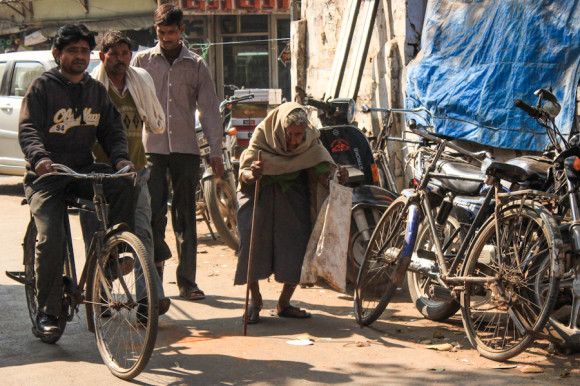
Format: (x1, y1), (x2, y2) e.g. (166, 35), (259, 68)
(203, 171), (239, 251)
(537, 255), (580, 351)
(348, 207), (385, 284)
(406, 215), (461, 321)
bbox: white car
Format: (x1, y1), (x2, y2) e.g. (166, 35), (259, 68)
(0, 50), (99, 175)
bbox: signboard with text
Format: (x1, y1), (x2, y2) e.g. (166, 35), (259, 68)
(182, 0), (290, 13)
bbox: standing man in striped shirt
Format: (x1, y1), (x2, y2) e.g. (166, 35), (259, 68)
(132, 4), (224, 301)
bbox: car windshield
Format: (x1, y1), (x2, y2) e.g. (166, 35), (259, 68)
(87, 58), (99, 73)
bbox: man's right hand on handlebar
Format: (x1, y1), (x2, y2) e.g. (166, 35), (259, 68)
(35, 158), (55, 176)
(115, 159), (135, 173)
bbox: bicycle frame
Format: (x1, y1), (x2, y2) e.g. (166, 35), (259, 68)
(385, 145), (502, 289)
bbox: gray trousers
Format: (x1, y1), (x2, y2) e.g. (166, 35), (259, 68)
(80, 168), (165, 301)
(147, 153), (201, 291)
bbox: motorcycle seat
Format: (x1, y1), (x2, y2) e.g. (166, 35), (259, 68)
(505, 156), (550, 185)
(485, 161), (529, 183)
(436, 161), (485, 195)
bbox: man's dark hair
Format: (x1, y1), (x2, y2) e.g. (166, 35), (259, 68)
(53, 24), (96, 51)
(101, 30), (133, 53)
(154, 4), (183, 26)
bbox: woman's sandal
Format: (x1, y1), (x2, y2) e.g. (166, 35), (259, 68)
(246, 303), (262, 324)
(277, 305), (311, 319)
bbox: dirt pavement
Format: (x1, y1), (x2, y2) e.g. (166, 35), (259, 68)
(0, 174), (579, 384)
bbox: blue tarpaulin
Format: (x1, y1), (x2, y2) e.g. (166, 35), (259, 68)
(405, 0), (580, 151)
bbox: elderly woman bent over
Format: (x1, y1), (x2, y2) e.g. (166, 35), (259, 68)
(234, 102), (348, 324)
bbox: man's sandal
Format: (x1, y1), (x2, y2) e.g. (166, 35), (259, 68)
(277, 305), (311, 319)
(179, 287), (206, 301)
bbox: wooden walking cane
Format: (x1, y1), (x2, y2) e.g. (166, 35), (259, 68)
(243, 150), (262, 336)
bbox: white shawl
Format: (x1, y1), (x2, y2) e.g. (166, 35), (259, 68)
(91, 63), (166, 134)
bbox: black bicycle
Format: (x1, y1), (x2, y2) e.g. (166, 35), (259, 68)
(6, 164), (158, 380)
(354, 110), (563, 361)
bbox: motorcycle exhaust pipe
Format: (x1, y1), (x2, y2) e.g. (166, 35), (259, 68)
(352, 207), (371, 241)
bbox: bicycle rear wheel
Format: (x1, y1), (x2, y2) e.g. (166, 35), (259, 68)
(23, 219), (67, 344)
(461, 205), (561, 361)
(354, 196), (412, 326)
(87, 231), (158, 380)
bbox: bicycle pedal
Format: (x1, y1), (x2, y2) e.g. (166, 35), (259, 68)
(5, 271), (27, 285)
(428, 284), (455, 303)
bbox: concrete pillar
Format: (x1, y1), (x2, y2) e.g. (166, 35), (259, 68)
(291, 19), (307, 104)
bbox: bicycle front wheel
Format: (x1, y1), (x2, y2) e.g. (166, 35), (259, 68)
(87, 231), (158, 380)
(354, 196), (412, 326)
(461, 204), (561, 361)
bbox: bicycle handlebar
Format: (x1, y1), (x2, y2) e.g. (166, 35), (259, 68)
(227, 94), (255, 104)
(363, 105), (491, 162)
(410, 126), (491, 164)
(33, 163), (137, 184)
(304, 97), (331, 113)
(361, 105), (433, 117)
(219, 94), (255, 113)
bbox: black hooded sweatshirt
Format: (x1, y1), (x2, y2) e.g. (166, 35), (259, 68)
(19, 67), (129, 171)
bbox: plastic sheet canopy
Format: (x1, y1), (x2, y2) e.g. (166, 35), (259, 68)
(405, 0), (580, 151)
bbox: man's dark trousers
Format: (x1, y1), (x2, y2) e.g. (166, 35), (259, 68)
(23, 162), (136, 317)
(147, 153), (200, 291)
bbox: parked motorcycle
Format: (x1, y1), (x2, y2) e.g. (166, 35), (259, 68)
(304, 97), (398, 283)
(196, 93), (254, 251)
(512, 89), (580, 351)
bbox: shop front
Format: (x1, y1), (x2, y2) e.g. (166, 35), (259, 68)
(181, 1), (292, 100)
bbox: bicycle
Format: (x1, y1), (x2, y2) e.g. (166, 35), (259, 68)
(354, 109), (563, 361)
(6, 164), (158, 380)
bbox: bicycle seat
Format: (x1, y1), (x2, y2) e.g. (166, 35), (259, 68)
(435, 161), (485, 195)
(485, 161), (529, 183)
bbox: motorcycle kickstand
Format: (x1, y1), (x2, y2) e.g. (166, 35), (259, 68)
(201, 210), (218, 241)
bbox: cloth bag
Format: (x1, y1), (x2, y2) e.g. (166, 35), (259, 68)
(300, 172), (353, 292)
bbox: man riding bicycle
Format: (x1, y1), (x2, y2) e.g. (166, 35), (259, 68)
(19, 24), (136, 337)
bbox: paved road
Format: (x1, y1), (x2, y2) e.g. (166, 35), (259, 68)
(0, 174), (578, 385)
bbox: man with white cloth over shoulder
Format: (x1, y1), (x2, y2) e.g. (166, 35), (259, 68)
(80, 30), (170, 321)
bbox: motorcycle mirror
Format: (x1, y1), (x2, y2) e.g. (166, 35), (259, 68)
(534, 88), (558, 103)
(541, 100), (561, 118)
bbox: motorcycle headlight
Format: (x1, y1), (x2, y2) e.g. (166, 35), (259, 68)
(346, 99), (356, 124)
(329, 98), (356, 124)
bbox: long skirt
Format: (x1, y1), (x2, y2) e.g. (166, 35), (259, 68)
(234, 174), (311, 285)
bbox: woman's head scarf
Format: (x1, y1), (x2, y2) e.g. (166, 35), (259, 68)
(239, 102), (335, 176)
